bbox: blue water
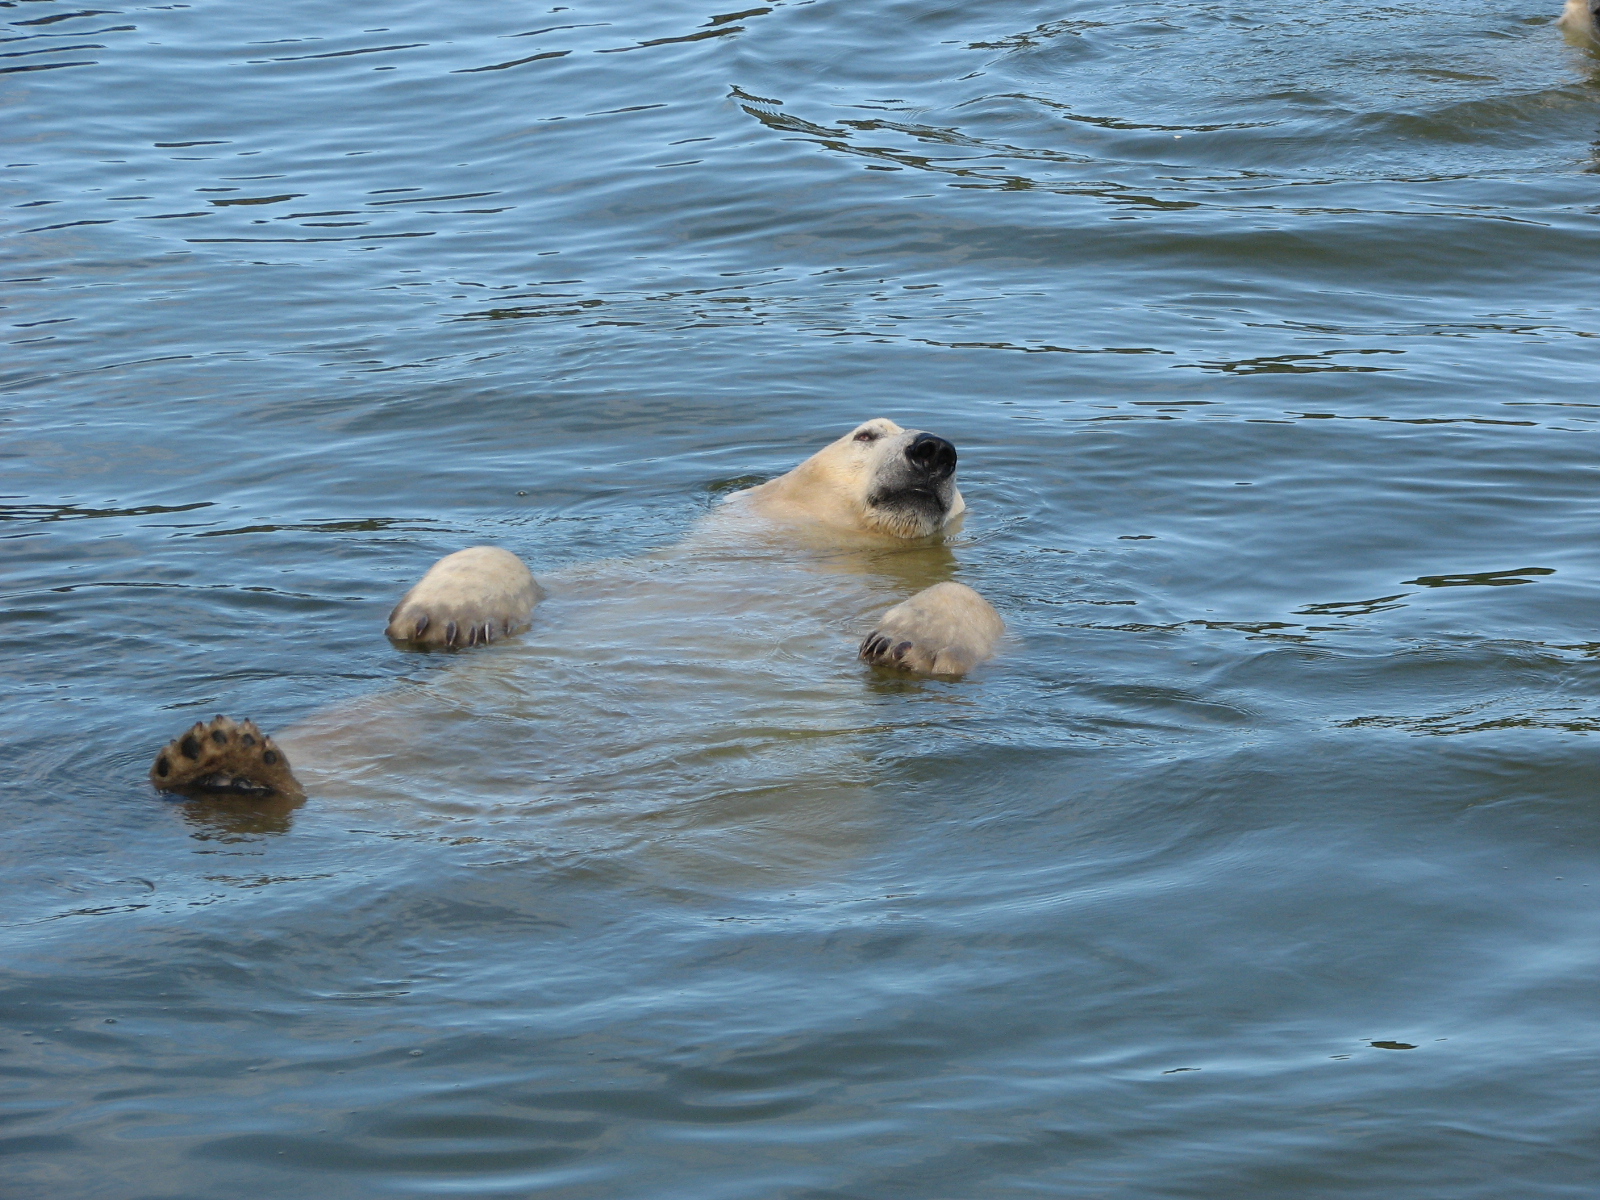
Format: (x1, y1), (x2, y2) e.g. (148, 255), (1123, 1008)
(4, 2), (1600, 1196)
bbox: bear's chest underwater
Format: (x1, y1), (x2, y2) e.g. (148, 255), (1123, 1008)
(279, 553), (929, 810)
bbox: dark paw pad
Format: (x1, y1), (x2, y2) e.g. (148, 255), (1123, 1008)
(150, 715), (305, 801)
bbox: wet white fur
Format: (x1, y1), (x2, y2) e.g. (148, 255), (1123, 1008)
(386, 546), (543, 647)
(380, 419), (996, 674)
(867, 582), (1005, 676)
(738, 417), (966, 539)
(1560, 0), (1598, 40)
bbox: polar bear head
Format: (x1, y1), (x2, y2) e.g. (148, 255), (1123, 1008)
(737, 418), (967, 539)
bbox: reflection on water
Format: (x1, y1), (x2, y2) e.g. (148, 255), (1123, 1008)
(178, 790), (306, 838)
(1406, 566), (1557, 587)
(4, 0), (1600, 1197)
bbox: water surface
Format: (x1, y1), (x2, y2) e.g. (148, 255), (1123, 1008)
(4, 1), (1600, 1196)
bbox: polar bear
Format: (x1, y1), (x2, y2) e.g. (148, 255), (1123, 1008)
(149, 419), (1004, 807)
(1561, 0), (1599, 40)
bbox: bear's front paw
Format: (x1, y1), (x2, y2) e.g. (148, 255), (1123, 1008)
(860, 631), (941, 674)
(385, 546), (544, 650)
(151, 715), (305, 801)
(859, 580), (1004, 677)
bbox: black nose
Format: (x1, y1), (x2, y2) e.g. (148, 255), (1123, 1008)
(905, 432), (957, 478)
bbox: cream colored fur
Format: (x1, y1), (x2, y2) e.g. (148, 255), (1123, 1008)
(738, 418), (966, 539)
(386, 545), (544, 648)
(861, 582), (1005, 676)
(383, 419), (994, 674)
(1560, 0), (1598, 40)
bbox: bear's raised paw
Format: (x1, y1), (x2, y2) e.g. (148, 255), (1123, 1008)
(150, 715), (305, 801)
(385, 546), (544, 650)
(860, 581), (1005, 677)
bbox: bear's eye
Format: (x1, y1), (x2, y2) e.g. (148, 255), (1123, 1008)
(853, 429), (881, 443)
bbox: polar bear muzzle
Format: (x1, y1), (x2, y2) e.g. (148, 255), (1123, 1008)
(865, 431), (960, 538)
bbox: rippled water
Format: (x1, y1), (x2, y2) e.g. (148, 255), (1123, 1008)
(5, 1), (1600, 1195)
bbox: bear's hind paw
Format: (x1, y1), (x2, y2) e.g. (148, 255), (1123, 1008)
(150, 715), (305, 801)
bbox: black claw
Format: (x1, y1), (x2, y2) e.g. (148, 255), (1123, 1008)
(862, 634), (893, 661)
(444, 621), (459, 647)
(180, 734), (201, 760)
(481, 623), (494, 644)
(893, 641), (913, 659)
(413, 614), (430, 639)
